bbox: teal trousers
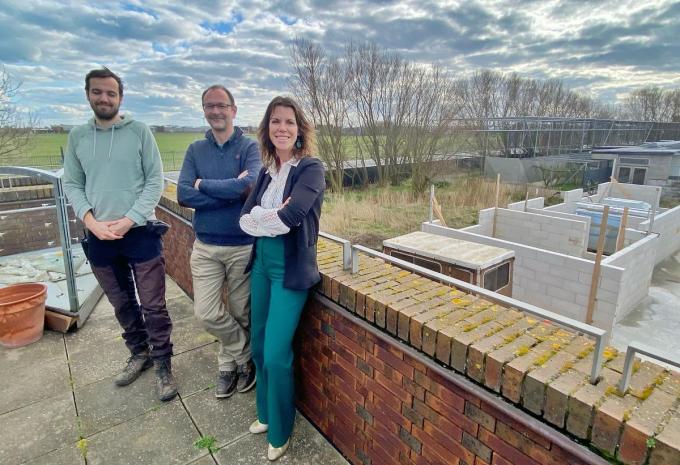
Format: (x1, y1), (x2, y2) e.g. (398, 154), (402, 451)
(250, 237), (309, 447)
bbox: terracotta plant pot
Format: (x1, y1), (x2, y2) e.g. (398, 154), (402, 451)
(0, 283), (48, 348)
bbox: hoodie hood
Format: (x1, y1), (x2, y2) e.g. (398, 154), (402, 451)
(89, 116), (136, 160)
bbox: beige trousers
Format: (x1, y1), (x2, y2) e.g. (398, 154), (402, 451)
(190, 239), (253, 371)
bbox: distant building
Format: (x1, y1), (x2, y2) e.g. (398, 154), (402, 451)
(591, 141), (680, 186)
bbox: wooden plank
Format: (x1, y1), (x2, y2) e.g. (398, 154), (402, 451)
(492, 173), (500, 237)
(615, 207), (629, 252)
(586, 205), (609, 324)
(45, 309), (77, 333)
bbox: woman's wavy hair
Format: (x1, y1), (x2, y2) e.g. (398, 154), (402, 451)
(257, 96), (316, 168)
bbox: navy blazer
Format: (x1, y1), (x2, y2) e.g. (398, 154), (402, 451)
(241, 157), (325, 290)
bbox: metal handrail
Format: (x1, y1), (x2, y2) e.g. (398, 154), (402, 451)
(319, 232), (352, 271)
(350, 244), (607, 384)
(618, 341), (680, 393)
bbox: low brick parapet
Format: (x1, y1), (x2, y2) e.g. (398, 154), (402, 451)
(157, 192), (680, 465)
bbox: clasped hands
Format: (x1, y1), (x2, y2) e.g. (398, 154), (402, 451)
(84, 212), (134, 240)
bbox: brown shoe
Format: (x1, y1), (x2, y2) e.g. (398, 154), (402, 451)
(154, 359), (178, 401)
(114, 350), (152, 387)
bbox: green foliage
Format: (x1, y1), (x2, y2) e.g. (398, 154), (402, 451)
(646, 437), (656, 449)
(193, 435), (218, 453)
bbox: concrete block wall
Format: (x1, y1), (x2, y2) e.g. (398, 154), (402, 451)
(603, 234), (658, 323)
(544, 202), (576, 213)
(507, 197), (545, 211)
(526, 207), (593, 232)
(595, 182), (662, 207)
(493, 209), (589, 257)
(639, 204), (680, 265)
(422, 222), (622, 333)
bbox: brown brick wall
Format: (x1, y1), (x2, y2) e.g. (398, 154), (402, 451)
(0, 204), (82, 256)
(156, 198), (679, 465)
(156, 207), (195, 299)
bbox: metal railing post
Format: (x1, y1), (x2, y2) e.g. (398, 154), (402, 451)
(618, 342), (680, 393)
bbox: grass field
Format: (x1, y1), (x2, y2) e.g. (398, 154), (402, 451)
(6, 132), (453, 170)
(12, 132), (209, 170)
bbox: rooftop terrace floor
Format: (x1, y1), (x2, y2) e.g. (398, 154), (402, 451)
(612, 250), (680, 357)
(0, 276), (349, 465)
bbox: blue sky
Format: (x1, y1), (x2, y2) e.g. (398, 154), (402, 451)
(2, 0), (679, 127)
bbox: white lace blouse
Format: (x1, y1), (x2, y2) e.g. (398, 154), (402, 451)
(239, 158), (300, 237)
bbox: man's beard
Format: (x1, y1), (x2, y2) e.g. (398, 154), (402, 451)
(91, 103), (120, 121)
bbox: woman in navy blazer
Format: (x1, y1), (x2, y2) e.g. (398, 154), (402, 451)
(239, 96), (325, 461)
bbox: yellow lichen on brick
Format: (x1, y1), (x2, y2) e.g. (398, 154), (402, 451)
(463, 323), (479, 332)
(560, 361), (574, 373)
(515, 345), (530, 356)
(603, 347), (618, 362)
(577, 346), (594, 359)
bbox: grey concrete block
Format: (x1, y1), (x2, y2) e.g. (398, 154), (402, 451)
(23, 442), (85, 465)
(84, 401), (204, 465)
(74, 370), (169, 437)
(0, 354), (71, 415)
(68, 337), (129, 387)
(182, 385), (257, 449)
(172, 344), (219, 398)
(0, 392), (78, 465)
(214, 414), (349, 465)
(171, 317), (216, 356)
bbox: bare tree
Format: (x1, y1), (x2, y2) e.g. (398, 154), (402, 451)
(289, 38), (350, 191)
(346, 42), (413, 186)
(0, 66), (35, 164)
(624, 86), (680, 122)
(402, 66), (455, 194)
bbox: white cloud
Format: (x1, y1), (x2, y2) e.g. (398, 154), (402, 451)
(1, 0), (678, 126)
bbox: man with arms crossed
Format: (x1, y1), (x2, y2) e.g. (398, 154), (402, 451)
(178, 85), (261, 398)
(63, 67), (178, 401)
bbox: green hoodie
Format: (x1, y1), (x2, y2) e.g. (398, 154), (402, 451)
(62, 116), (163, 226)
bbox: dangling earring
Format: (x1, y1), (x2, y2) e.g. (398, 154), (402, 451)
(295, 136), (303, 150)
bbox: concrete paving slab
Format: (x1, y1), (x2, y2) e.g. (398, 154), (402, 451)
(0, 330), (65, 370)
(82, 295), (114, 322)
(84, 400), (206, 465)
(0, 355), (71, 415)
(74, 371), (171, 437)
(22, 442), (85, 465)
(167, 295), (195, 321)
(64, 310), (123, 350)
(185, 455), (217, 465)
(172, 344), (219, 398)
(166, 277), (189, 301)
(0, 392), (78, 465)
(182, 386), (257, 449)
(68, 337), (129, 387)
(214, 414), (349, 465)
(171, 316), (216, 355)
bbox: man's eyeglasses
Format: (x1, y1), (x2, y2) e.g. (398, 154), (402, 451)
(203, 103), (233, 110)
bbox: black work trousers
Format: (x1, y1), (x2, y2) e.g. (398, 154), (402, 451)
(87, 226), (173, 361)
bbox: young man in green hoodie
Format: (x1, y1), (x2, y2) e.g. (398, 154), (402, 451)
(63, 67), (178, 401)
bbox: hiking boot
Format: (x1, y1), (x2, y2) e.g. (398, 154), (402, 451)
(237, 360), (256, 393)
(114, 350), (152, 387)
(154, 359), (178, 402)
(216, 370), (237, 398)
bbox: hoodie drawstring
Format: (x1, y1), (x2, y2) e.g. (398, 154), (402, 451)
(108, 125), (115, 161)
(92, 124), (116, 161)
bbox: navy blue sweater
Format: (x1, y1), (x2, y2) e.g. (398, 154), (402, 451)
(177, 128), (262, 245)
